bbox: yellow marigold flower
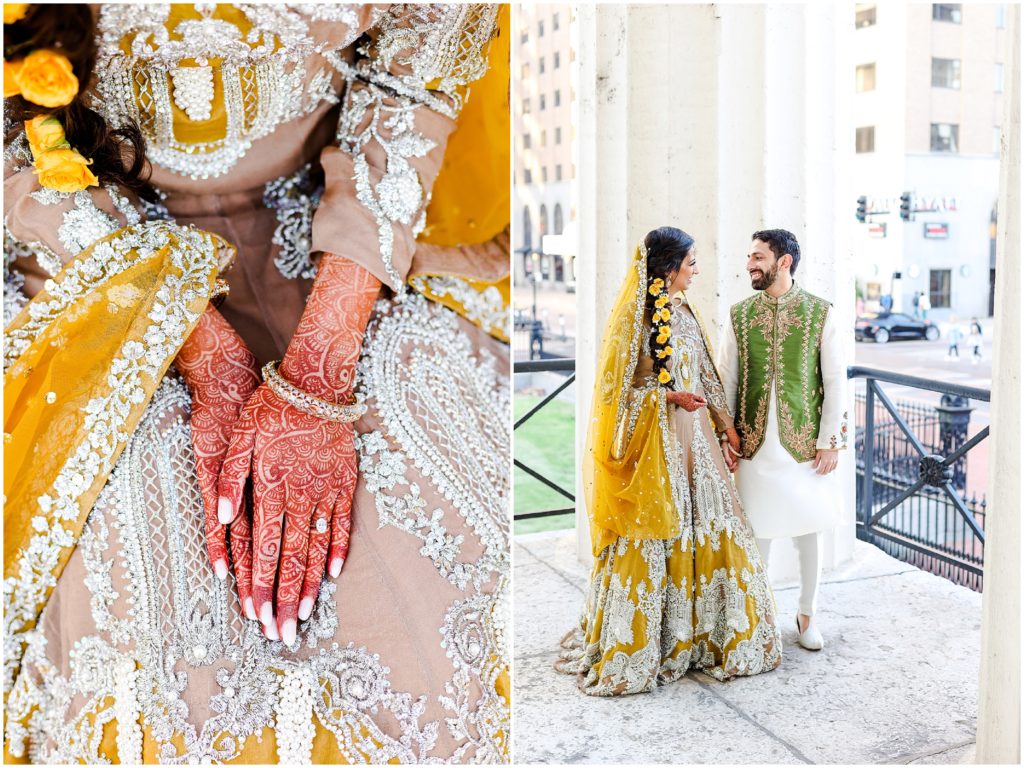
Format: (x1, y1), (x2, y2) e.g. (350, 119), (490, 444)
(4, 59), (23, 98)
(25, 114), (67, 153)
(658, 369), (672, 384)
(14, 49), (78, 108)
(4, 4), (30, 24)
(663, 345), (673, 356)
(656, 347), (672, 359)
(660, 308), (672, 323)
(33, 147), (98, 192)
(655, 295), (668, 308)
(648, 284), (660, 296)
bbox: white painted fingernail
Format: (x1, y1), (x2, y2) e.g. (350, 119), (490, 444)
(214, 559), (227, 580)
(264, 619), (279, 642)
(298, 597), (315, 621)
(243, 597), (257, 620)
(329, 558), (344, 578)
(218, 497), (234, 525)
(260, 602), (274, 626)
(281, 619), (296, 646)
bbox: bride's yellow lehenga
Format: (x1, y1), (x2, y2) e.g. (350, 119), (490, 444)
(4, 4), (510, 763)
(556, 245), (781, 696)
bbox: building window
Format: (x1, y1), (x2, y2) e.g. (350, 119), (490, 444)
(996, 3), (1006, 28)
(520, 28), (528, 44)
(556, 164), (563, 181)
(542, 166), (548, 183)
(522, 206), (532, 249)
(929, 269), (951, 309)
(555, 127), (562, 145)
(554, 51), (561, 69)
(554, 204), (564, 234)
(995, 63), (1004, 92)
(539, 204), (548, 236)
(994, 126), (1001, 154)
(931, 58), (961, 89)
(540, 129), (547, 147)
(856, 126), (875, 153)
(523, 133), (531, 150)
(932, 4), (961, 23)
(553, 12), (560, 31)
(856, 63), (876, 92)
(539, 56), (545, 74)
(522, 98), (531, 114)
(554, 90), (561, 107)
(538, 19), (544, 37)
(523, 168), (532, 184)
(539, 94), (546, 110)
(855, 4), (876, 28)
(930, 123), (959, 153)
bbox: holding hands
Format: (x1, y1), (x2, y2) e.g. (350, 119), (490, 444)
(666, 391), (706, 412)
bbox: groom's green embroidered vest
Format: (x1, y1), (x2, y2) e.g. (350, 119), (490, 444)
(730, 283), (831, 462)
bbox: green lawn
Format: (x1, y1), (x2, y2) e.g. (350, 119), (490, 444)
(514, 394), (576, 535)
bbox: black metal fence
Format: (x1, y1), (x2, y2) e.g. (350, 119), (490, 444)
(851, 366), (989, 591)
(513, 358), (576, 521)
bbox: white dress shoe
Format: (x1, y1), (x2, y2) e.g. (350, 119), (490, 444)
(796, 614), (824, 651)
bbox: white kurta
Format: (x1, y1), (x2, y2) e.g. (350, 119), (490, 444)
(718, 304), (847, 539)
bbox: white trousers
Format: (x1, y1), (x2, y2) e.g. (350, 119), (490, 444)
(756, 532), (821, 616)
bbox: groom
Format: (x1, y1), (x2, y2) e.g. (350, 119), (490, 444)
(718, 229), (847, 650)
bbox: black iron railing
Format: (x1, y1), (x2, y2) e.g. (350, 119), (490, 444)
(850, 366), (989, 591)
(514, 358), (576, 520)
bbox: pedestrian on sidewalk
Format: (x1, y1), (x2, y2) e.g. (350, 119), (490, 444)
(969, 317), (983, 365)
(920, 292), (931, 320)
(946, 316), (963, 361)
(912, 291), (921, 319)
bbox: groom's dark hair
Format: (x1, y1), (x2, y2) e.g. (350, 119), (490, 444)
(752, 229), (801, 276)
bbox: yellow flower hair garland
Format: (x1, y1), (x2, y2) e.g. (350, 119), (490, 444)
(648, 276), (674, 387)
(3, 6), (97, 193)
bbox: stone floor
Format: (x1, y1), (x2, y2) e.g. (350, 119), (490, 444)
(513, 531), (982, 765)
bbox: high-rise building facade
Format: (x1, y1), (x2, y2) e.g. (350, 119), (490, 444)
(852, 2), (1006, 318)
(513, 4), (578, 290)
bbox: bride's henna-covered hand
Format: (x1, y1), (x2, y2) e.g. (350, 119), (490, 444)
(174, 306), (260, 585)
(218, 255), (381, 645)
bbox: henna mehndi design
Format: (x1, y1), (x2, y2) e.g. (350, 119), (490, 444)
(218, 255), (380, 645)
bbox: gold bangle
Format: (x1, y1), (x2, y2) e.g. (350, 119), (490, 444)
(262, 361), (365, 424)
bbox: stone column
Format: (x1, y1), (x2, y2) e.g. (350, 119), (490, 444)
(976, 5), (1021, 763)
(575, 4), (856, 579)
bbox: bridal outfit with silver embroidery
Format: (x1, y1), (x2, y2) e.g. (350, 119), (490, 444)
(4, 4), (509, 763)
(556, 293), (782, 696)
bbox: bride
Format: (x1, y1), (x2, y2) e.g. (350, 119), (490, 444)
(556, 226), (782, 695)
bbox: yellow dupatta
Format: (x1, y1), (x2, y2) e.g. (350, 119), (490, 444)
(584, 242), (680, 557)
(3, 222), (230, 693)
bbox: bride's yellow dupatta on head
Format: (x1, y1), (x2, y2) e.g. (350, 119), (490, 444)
(584, 242), (679, 557)
(3, 222), (231, 694)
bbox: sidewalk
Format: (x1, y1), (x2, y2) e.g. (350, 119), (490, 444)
(514, 531), (981, 764)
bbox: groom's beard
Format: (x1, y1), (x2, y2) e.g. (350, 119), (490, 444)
(749, 262), (778, 291)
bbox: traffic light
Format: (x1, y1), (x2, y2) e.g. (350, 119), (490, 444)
(899, 192), (912, 221)
(856, 196), (867, 223)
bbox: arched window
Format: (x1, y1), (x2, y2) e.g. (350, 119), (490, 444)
(539, 204), (549, 237)
(523, 205), (533, 249)
(553, 204), (564, 235)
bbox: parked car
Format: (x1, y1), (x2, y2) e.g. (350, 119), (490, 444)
(855, 312), (940, 343)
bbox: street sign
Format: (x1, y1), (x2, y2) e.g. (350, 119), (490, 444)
(868, 222), (886, 238)
(923, 222), (949, 239)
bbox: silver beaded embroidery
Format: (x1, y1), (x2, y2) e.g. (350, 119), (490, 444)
(3, 222), (220, 693)
(409, 274), (509, 338)
(262, 162), (323, 280)
(92, 5), (362, 179)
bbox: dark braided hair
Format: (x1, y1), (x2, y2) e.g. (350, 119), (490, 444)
(644, 226), (695, 388)
(4, 4), (153, 198)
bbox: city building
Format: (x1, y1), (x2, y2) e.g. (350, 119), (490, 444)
(852, 3), (1007, 319)
(513, 4), (578, 292)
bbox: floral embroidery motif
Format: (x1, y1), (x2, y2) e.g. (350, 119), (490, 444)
(263, 162), (323, 280)
(408, 274), (509, 339)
